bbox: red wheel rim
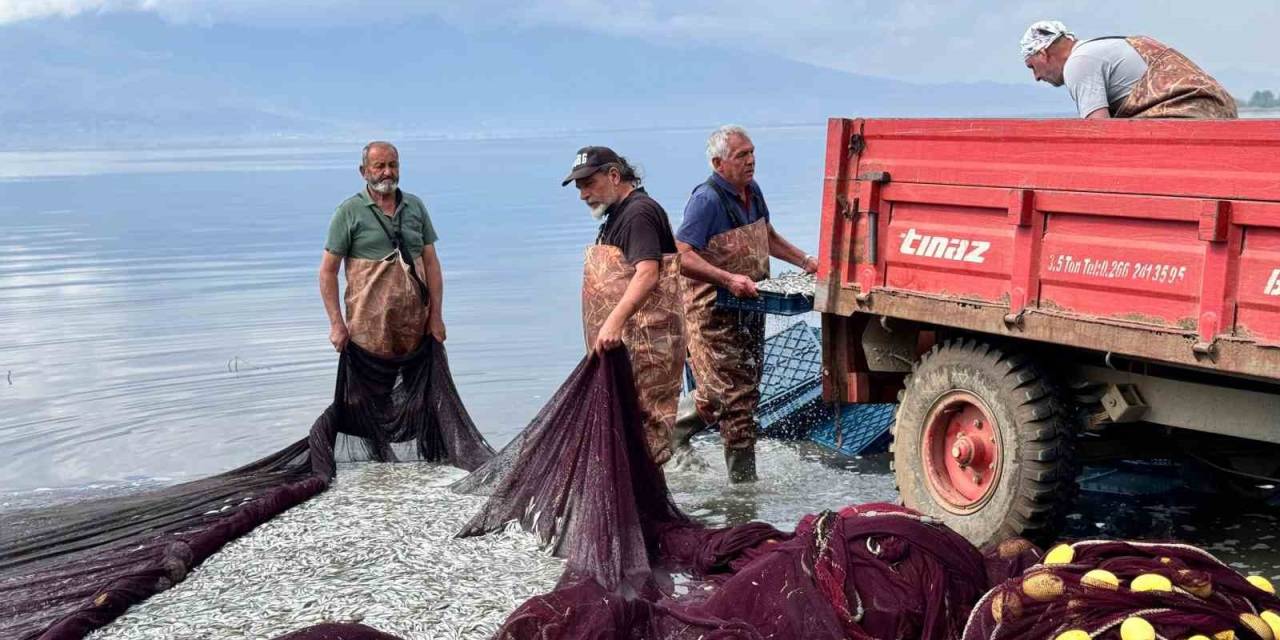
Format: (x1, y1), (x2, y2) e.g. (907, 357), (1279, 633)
(920, 391), (1002, 513)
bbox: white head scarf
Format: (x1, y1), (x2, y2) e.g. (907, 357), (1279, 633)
(1020, 20), (1074, 59)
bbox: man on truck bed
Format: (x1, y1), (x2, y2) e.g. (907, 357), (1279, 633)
(1020, 20), (1237, 119)
(673, 124), (817, 483)
(565, 146), (685, 466)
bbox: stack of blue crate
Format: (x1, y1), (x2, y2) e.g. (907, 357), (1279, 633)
(684, 322), (894, 456)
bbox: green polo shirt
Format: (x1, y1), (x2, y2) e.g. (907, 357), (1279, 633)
(325, 188), (438, 260)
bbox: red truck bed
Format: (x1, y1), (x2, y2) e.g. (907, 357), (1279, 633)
(816, 118), (1280, 382)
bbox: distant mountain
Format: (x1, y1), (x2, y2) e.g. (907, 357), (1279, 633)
(0, 14), (1071, 149)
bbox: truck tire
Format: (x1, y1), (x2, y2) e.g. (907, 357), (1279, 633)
(892, 338), (1076, 547)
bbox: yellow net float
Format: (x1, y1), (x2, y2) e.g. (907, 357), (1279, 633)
(990, 589), (1023, 623)
(1054, 630), (1090, 640)
(1248, 575), (1276, 594)
(1176, 569), (1212, 598)
(1022, 571), (1066, 601)
(1044, 544), (1075, 565)
(1130, 573), (1173, 593)
(1081, 569), (1120, 590)
(1120, 616), (1155, 640)
(1261, 611), (1280, 639)
(1240, 612), (1275, 640)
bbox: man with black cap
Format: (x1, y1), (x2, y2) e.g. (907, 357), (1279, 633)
(565, 146), (684, 466)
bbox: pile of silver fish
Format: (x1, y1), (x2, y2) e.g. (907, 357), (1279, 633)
(755, 271), (816, 296)
(87, 438), (898, 640)
(88, 463), (564, 640)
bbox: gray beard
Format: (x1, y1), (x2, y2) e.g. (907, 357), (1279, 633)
(589, 203), (608, 220)
(368, 179), (398, 194)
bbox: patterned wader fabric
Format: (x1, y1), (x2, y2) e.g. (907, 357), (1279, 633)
(681, 218), (770, 451)
(1113, 36), (1238, 119)
(582, 246), (685, 466)
(344, 254), (429, 358)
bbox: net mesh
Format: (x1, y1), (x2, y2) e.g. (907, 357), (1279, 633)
(446, 347), (992, 640)
(10, 336), (1279, 640)
(453, 349), (689, 593)
(0, 339), (492, 640)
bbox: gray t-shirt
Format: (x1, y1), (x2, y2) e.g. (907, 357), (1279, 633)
(1063, 37), (1149, 117)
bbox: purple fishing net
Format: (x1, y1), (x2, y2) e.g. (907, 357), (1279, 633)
(331, 340), (494, 472)
(21, 335), (1278, 640)
(963, 539), (1280, 640)
(448, 347), (992, 639)
(0, 339), (492, 640)
(453, 349), (689, 593)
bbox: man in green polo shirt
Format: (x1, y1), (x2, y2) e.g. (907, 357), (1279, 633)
(319, 141), (445, 357)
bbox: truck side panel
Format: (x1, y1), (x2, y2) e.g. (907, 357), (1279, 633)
(817, 118), (1280, 383)
(1236, 220), (1280, 345)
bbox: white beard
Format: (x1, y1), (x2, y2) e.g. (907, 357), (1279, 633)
(369, 178), (398, 194)
(589, 203), (608, 220)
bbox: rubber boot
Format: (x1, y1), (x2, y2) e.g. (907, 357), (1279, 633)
(725, 446), (758, 484)
(671, 395), (706, 453)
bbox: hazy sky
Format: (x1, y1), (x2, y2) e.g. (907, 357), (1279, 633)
(1, 0), (1273, 85)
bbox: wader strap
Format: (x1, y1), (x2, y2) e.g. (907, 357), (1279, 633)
(703, 178), (764, 230)
(369, 205), (430, 306)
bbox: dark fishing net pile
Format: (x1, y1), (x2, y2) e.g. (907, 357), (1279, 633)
(278, 349), (991, 640)
(484, 502), (992, 640)
(964, 539), (1280, 640)
(277, 345), (1280, 640)
(453, 349), (689, 593)
(0, 339), (492, 640)
(15, 336), (1280, 640)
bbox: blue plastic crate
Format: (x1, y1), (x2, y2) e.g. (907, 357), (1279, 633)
(759, 322), (823, 406)
(715, 287), (814, 316)
(757, 379), (823, 439)
(807, 403), (896, 456)
(682, 319), (896, 453)
(683, 322), (822, 406)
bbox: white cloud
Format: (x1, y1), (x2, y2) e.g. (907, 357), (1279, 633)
(0, 0), (109, 23)
(1, 0), (1274, 85)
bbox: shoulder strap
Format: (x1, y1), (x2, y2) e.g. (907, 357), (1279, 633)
(367, 200), (430, 306)
(703, 177), (748, 228)
(747, 184), (767, 222)
(368, 206), (403, 248)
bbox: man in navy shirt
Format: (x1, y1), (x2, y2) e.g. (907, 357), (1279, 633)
(674, 125), (817, 482)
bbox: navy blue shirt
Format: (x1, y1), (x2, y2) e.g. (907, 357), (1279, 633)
(676, 173), (770, 250)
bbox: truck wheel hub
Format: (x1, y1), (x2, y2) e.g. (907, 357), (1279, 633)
(921, 391), (1002, 513)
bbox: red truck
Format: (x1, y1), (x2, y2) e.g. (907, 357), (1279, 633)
(815, 117), (1280, 547)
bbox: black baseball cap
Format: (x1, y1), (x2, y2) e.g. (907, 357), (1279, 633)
(561, 146), (621, 186)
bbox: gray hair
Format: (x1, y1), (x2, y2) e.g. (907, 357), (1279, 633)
(706, 125), (749, 169)
(361, 141), (399, 168)
(608, 155), (643, 187)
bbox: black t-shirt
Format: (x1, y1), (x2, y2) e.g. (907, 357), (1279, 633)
(597, 188), (678, 265)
